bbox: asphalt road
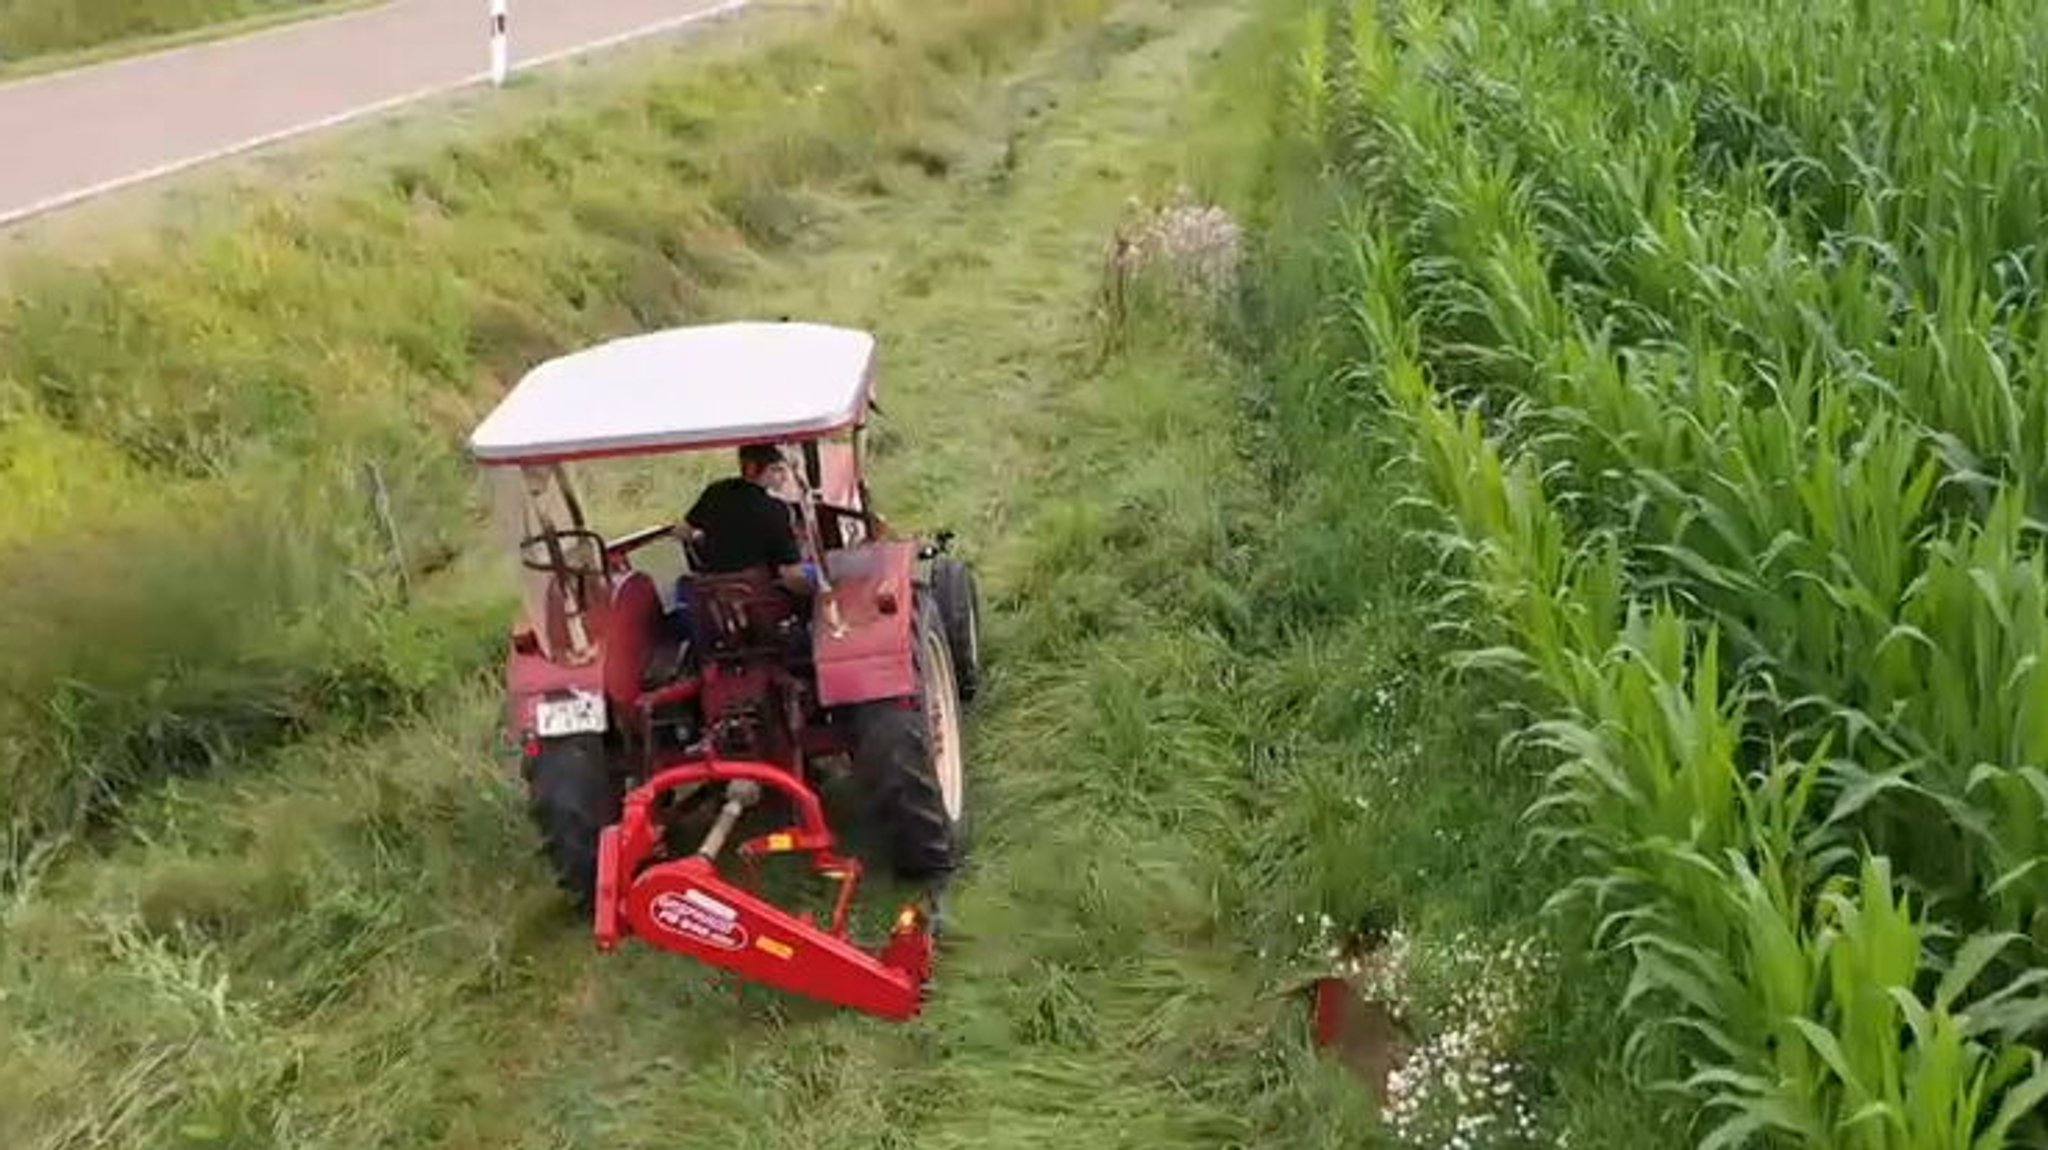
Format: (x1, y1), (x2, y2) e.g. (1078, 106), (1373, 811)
(0, 0), (749, 227)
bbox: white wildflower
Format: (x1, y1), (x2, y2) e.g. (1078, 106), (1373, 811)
(1375, 931), (1552, 1149)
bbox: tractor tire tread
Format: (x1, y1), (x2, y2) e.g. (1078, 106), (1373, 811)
(853, 704), (956, 880)
(929, 556), (983, 703)
(525, 733), (620, 912)
(852, 604), (958, 881)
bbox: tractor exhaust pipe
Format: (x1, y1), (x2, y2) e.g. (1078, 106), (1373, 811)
(696, 780), (761, 860)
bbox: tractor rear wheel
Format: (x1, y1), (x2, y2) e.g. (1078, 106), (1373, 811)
(851, 602), (963, 881)
(929, 556), (983, 703)
(524, 733), (621, 911)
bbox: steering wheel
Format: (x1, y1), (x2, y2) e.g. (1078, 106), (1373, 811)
(518, 528), (609, 575)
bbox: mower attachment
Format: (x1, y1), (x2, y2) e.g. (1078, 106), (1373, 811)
(594, 761), (936, 1021)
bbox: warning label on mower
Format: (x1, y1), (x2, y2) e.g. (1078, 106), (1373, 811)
(649, 889), (748, 952)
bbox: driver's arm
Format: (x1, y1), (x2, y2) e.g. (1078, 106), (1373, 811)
(763, 499), (817, 598)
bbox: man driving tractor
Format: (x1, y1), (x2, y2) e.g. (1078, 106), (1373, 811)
(467, 320), (981, 1021)
(680, 443), (818, 596)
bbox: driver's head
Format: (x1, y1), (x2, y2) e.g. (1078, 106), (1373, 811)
(738, 443), (790, 489)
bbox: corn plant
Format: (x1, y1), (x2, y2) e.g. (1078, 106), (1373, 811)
(1318, 0), (2048, 931)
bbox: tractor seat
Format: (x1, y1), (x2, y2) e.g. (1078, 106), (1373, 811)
(685, 569), (806, 662)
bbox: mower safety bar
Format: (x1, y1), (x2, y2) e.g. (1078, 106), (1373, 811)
(594, 760), (936, 1021)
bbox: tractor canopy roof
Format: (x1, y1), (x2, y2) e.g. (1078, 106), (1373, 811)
(468, 321), (878, 466)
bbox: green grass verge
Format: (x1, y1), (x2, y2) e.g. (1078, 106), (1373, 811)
(0, 0), (341, 66)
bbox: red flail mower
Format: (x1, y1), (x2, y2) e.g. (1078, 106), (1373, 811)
(467, 322), (981, 1020)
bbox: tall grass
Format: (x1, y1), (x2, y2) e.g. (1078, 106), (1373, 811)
(1262, 0), (2048, 1143)
(0, 0), (1109, 848)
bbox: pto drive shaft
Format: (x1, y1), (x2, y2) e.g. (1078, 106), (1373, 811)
(696, 780), (761, 860)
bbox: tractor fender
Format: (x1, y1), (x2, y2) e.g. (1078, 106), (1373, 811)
(812, 540), (921, 707)
(600, 571), (663, 708)
(506, 570), (663, 739)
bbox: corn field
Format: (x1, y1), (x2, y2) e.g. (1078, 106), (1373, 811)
(1284, 0), (2048, 1144)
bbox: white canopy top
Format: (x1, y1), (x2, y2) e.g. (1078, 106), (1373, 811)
(468, 322), (877, 464)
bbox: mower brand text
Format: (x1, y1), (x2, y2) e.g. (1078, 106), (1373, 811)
(650, 889), (748, 952)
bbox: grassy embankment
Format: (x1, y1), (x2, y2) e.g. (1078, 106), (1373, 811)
(0, 0), (342, 69)
(1256, 0), (2048, 1146)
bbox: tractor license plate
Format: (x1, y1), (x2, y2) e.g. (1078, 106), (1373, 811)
(534, 691), (606, 737)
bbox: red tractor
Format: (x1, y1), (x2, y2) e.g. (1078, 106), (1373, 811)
(467, 321), (981, 1020)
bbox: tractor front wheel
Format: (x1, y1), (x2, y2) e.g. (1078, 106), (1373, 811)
(525, 733), (621, 912)
(852, 602), (963, 881)
(929, 555), (983, 703)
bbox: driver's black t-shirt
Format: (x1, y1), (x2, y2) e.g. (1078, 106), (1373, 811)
(685, 478), (801, 573)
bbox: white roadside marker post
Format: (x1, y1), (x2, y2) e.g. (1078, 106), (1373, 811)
(489, 0), (509, 87)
